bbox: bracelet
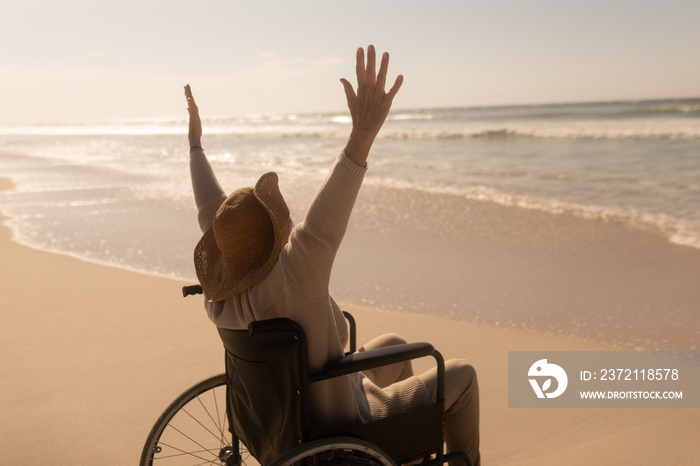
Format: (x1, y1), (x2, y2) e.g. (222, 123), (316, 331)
(189, 146), (204, 152)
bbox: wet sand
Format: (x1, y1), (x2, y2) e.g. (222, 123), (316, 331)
(333, 183), (700, 351)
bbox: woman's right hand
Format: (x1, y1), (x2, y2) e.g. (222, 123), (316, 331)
(184, 84), (202, 150)
(340, 45), (403, 166)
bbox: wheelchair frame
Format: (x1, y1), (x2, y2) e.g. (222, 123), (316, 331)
(140, 285), (472, 466)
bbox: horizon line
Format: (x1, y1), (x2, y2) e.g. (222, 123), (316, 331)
(1, 95), (699, 128)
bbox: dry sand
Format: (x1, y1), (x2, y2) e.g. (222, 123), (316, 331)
(1, 176), (698, 464)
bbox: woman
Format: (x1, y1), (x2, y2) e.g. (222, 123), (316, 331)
(186, 45), (479, 466)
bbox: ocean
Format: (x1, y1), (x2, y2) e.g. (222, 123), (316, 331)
(1, 97), (699, 348)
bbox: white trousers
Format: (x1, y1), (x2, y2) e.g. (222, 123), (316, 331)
(361, 333), (480, 466)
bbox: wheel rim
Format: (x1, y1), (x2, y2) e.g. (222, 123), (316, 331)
(268, 437), (395, 466)
(141, 374), (258, 465)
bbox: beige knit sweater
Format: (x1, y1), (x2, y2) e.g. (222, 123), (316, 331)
(190, 149), (429, 434)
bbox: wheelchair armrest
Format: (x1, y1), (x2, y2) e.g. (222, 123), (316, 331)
(325, 342), (434, 376)
(311, 342), (446, 401)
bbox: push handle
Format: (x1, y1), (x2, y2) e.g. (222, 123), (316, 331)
(182, 284), (204, 297)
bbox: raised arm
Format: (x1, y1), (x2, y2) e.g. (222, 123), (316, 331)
(340, 45), (403, 166)
(285, 46), (402, 301)
(185, 84), (227, 232)
(305, 44), (403, 242)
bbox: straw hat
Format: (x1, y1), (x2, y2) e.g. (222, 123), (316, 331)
(194, 172), (290, 302)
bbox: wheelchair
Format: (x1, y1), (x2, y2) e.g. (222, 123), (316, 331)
(140, 285), (472, 466)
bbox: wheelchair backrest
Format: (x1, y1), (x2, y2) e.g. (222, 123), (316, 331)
(217, 318), (310, 465)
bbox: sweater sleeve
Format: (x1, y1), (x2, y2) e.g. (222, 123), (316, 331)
(284, 151), (367, 302)
(189, 148), (227, 232)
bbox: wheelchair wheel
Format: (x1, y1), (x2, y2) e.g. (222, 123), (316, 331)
(140, 374), (258, 466)
(268, 436), (395, 466)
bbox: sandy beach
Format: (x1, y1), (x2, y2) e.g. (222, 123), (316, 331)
(1, 175), (699, 465)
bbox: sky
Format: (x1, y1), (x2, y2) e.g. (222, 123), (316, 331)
(1, 0), (699, 125)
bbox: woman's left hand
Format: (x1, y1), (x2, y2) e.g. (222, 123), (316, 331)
(184, 84), (202, 150)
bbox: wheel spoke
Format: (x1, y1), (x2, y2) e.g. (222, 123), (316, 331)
(196, 392), (226, 442)
(152, 440), (218, 463)
(192, 459), (221, 466)
(181, 405), (227, 445)
(166, 423), (220, 461)
(210, 387), (225, 443)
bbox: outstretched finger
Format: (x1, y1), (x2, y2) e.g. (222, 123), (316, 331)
(386, 74), (404, 101)
(184, 84), (198, 111)
(366, 44), (376, 86)
(376, 52), (389, 93)
(340, 78), (357, 103)
(355, 47), (366, 87)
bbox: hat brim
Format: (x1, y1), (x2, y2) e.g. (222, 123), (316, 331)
(194, 172), (289, 302)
